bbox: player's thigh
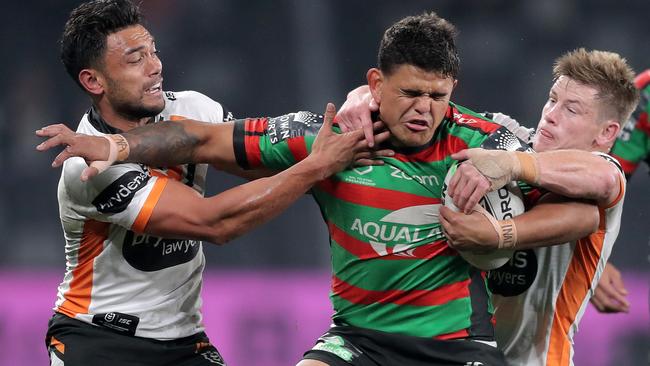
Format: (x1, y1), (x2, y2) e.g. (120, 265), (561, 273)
(297, 360), (331, 366)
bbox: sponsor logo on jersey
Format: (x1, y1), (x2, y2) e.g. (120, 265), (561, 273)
(342, 166), (376, 186)
(122, 231), (201, 271)
(92, 171), (150, 214)
(481, 127), (532, 152)
(487, 249), (538, 296)
(389, 166), (439, 187)
(267, 111), (322, 144)
(350, 205), (442, 257)
(453, 112), (479, 125)
(164, 91), (176, 100)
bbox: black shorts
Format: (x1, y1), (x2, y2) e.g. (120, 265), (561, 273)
(303, 325), (507, 366)
(45, 313), (226, 366)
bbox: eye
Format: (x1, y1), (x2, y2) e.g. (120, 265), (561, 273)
(401, 90), (421, 98)
(129, 54), (144, 64)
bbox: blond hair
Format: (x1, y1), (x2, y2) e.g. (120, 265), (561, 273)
(553, 48), (639, 124)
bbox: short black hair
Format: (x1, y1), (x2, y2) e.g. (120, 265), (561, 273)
(60, 0), (142, 89)
(378, 12), (460, 78)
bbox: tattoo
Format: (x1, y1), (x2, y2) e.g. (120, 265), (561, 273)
(110, 134), (130, 161)
(121, 121), (201, 167)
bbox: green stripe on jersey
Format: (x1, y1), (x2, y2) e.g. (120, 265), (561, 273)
(240, 102), (502, 339)
(331, 296), (473, 338)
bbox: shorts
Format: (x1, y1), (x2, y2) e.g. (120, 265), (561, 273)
(45, 313), (226, 366)
(303, 325), (507, 366)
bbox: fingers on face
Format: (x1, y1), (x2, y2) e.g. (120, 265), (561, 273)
(373, 130), (391, 145)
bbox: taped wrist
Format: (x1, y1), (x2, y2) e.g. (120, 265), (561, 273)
(513, 152), (539, 185)
(472, 206), (518, 249)
(90, 134), (129, 175)
(108, 134), (130, 162)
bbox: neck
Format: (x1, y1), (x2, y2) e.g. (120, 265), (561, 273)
(93, 100), (153, 132)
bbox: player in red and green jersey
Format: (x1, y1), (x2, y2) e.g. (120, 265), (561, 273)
(611, 69), (650, 178)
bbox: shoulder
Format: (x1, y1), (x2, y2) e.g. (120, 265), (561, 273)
(444, 103), (532, 151)
(446, 103), (502, 135)
(62, 159), (150, 205)
(161, 90), (233, 123)
(593, 151), (625, 176)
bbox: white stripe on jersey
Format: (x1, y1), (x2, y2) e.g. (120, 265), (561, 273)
(493, 152), (625, 366)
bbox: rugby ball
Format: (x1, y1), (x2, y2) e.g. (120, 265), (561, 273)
(442, 162), (524, 270)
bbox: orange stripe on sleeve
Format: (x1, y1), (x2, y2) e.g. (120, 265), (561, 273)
(132, 177), (169, 233)
(169, 115), (188, 121)
(604, 172), (626, 209)
(57, 220), (109, 318)
(546, 208), (606, 366)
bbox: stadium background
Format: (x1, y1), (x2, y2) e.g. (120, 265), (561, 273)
(1, 0), (648, 364)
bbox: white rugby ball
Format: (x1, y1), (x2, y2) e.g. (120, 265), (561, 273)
(442, 163), (525, 270)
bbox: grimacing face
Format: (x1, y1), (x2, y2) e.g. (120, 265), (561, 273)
(533, 75), (608, 152)
(95, 24), (165, 119)
(368, 64), (456, 147)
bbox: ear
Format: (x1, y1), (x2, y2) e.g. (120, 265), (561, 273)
(596, 120), (620, 148)
(367, 68), (383, 104)
(78, 68), (105, 96)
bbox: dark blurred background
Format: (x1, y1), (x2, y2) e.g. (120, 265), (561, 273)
(0, 1), (648, 365)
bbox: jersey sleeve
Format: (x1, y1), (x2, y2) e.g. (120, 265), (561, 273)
(164, 90), (235, 124)
(232, 110), (325, 170)
(62, 157), (167, 232)
(480, 125), (534, 153)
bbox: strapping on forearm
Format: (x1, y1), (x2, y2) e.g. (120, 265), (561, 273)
(90, 134), (130, 174)
(514, 151), (540, 185)
(472, 205), (518, 249)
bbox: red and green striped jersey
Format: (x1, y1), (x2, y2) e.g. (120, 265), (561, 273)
(233, 102), (520, 340)
(611, 69), (650, 177)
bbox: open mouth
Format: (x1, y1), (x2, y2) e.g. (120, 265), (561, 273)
(405, 119), (429, 132)
(145, 82), (162, 95)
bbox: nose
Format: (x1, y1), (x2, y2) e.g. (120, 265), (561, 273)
(147, 51), (162, 76)
(413, 95), (432, 115)
(543, 103), (559, 125)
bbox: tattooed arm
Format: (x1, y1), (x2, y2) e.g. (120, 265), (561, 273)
(37, 104), (377, 244)
(37, 119), (239, 178)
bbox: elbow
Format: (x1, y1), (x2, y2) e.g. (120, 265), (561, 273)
(206, 221), (241, 246)
(205, 227), (233, 246)
(209, 232), (233, 246)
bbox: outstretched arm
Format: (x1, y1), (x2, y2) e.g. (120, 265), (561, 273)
(47, 104), (379, 244)
(37, 112), (390, 180)
(37, 120), (238, 179)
